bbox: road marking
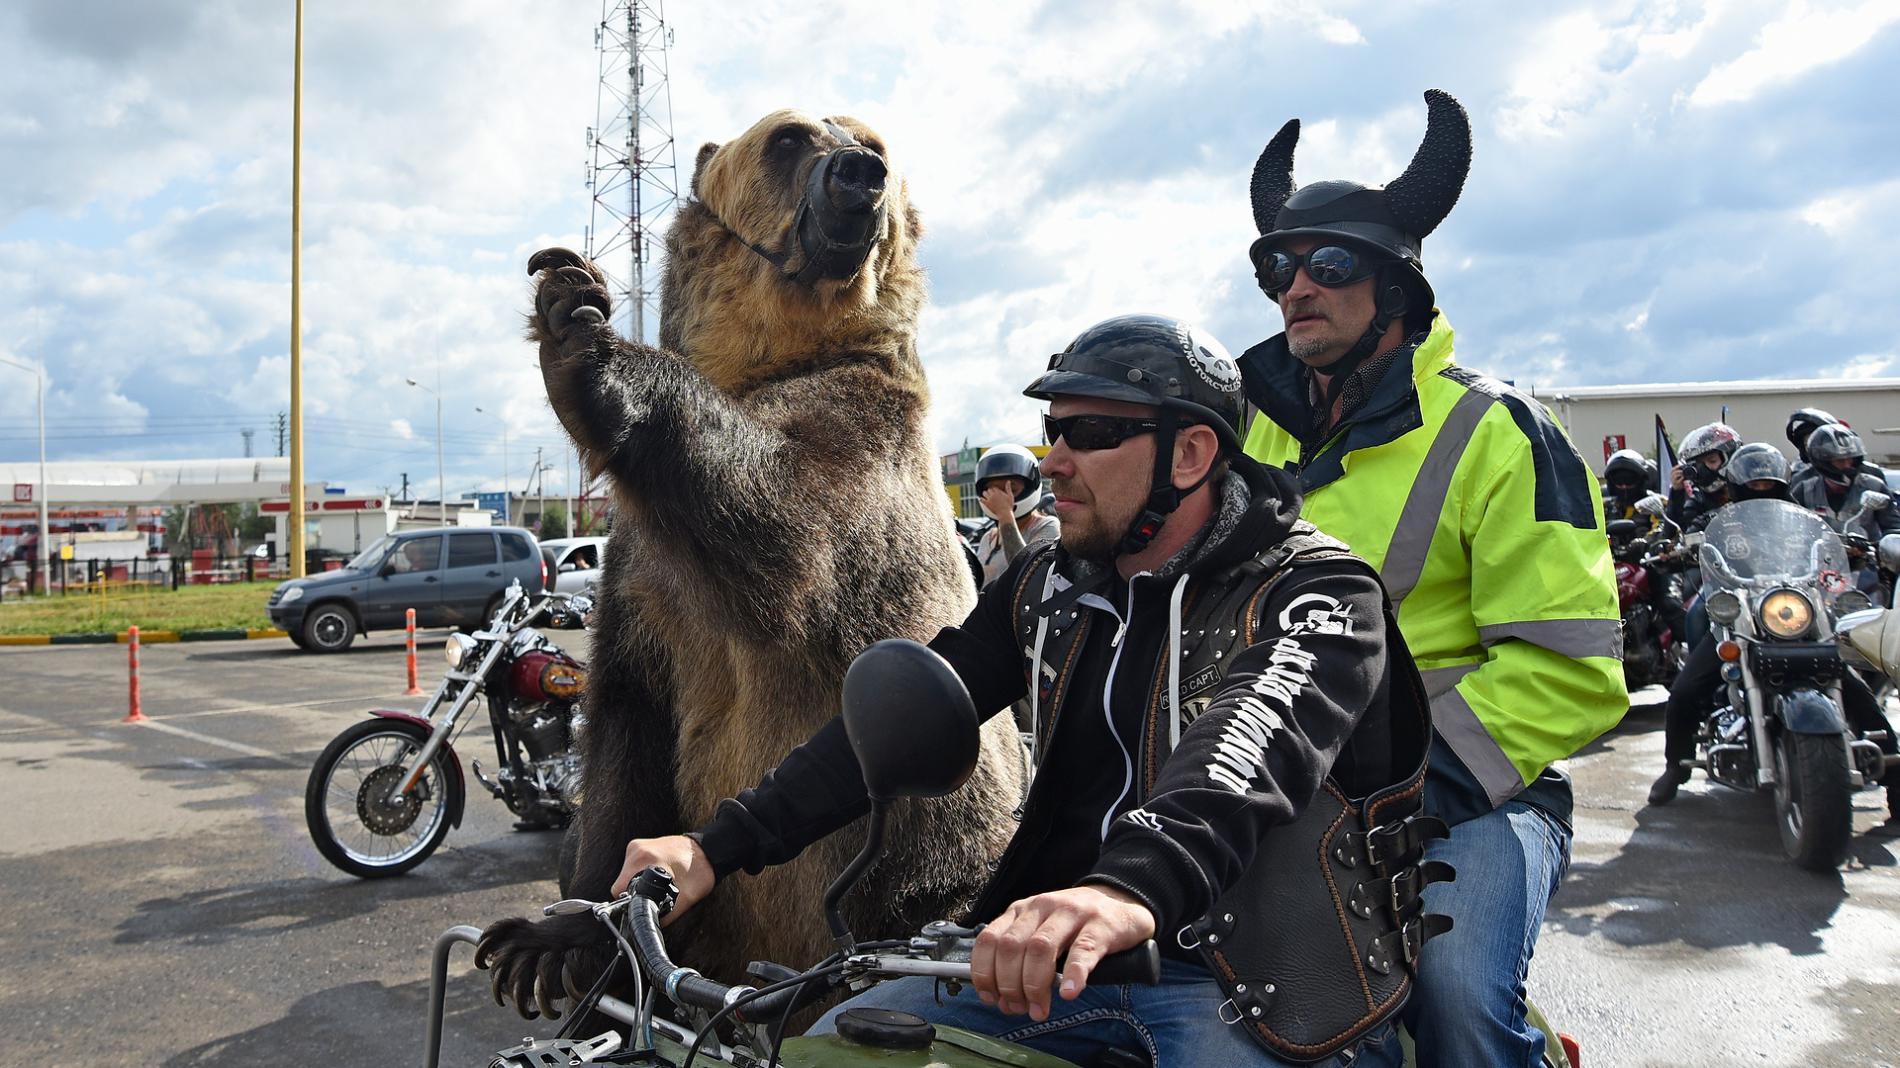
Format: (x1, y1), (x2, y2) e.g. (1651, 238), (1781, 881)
(131, 718), (295, 766)
(0, 693), (420, 737)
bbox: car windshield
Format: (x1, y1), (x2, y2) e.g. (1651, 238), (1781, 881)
(347, 536), (395, 571)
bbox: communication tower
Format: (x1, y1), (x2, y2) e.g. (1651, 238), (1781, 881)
(584, 0), (679, 344)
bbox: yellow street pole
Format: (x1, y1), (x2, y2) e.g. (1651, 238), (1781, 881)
(288, 0), (306, 577)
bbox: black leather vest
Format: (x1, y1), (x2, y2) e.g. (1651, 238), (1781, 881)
(1007, 527), (1450, 1063)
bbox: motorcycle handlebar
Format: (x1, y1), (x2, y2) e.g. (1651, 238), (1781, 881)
(622, 870), (739, 1015)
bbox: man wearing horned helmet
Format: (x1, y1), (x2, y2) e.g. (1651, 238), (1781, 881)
(1238, 91), (1627, 1067)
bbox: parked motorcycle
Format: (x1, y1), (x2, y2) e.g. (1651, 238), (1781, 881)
(1609, 504), (1687, 690)
(1684, 498), (1893, 870)
(424, 640), (1579, 1068)
(304, 581), (591, 878)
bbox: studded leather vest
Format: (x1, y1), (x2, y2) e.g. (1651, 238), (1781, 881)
(1007, 526), (1450, 1063)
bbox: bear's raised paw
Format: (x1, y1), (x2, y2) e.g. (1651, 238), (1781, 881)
(527, 247), (614, 348)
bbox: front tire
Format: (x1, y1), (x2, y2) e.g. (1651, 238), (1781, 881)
(305, 719), (458, 878)
(1774, 731), (1852, 871)
(302, 603), (357, 653)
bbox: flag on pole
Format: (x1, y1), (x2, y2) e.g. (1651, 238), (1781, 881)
(1655, 415), (1677, 495)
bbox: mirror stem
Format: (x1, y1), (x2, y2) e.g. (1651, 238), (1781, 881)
(823, 802), (888, 951)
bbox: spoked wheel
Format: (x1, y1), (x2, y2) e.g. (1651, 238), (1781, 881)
(1773, 732), (1852, 872)
(305, 719), (460, 877)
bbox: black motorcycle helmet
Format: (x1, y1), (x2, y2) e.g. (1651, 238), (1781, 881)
(1806, 424), (1866, 486)
(1722, 442), (1791, 501)
(1679, 422), (1741, 489)
(1246, 90), (1471, 394)
(1784, 407), (1840, 458)
(1604, 448), (1650, 501)
(973, 444), (1042, 520)
(1025, 313), (1247, 554)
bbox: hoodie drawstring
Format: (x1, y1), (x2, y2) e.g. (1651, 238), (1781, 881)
(1167, 572), (1190, 752)
(1027, 564), (1056, 770)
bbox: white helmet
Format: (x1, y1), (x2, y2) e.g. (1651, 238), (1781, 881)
(975, 444), (1042, 519)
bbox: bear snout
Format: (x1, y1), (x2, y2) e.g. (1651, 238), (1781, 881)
(823, 148), (887, 214)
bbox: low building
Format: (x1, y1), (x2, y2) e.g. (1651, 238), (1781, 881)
(1529, 378), (1900, 472)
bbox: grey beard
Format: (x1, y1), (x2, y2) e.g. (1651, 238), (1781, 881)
(1287, 331), (1340, 365)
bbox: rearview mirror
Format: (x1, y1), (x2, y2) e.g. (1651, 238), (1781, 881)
(841, 639), (977, 802)
(1635, 494), (1668, 518)
(1879, 533), (1900, 574)
(1864, 491), (1892, 513)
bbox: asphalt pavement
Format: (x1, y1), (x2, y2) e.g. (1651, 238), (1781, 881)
(1, 640), (1896, 1067)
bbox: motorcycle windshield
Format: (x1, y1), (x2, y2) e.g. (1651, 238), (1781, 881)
(1699, 499), (1849, 597)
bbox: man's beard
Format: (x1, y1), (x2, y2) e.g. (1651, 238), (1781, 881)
(1054, 485), (1140, 564)
(1287, 329), (1341, 366)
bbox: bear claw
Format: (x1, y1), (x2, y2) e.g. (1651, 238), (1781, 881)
(571, 306), (606, 324)
(527, 247), (592, 277)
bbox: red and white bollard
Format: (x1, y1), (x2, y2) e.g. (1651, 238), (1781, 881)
(124, 625), (148, 723)
(404, 608), (424, 696)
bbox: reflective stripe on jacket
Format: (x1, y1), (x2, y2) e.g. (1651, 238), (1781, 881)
(1239, 313), (1627, 812)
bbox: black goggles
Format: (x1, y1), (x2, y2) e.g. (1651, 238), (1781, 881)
(1254, 244), (1382, 296)
(1042, 413), (1160, 452)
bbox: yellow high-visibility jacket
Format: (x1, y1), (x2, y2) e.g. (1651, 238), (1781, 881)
(1240, 314), (1628, 825)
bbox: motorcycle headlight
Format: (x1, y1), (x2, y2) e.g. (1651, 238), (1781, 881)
(444, 632), (478, 669)
(1705, 591), (1743, 625)
(1833, 589), (1873, 617)
(279, 585), (304, 604)
(1758, 589), (1815, 639)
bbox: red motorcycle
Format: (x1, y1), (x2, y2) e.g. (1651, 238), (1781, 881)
(1609, 517), (1687, 689)
(303, 582), (591, 877)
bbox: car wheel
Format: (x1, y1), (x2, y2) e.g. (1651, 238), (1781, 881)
(302, 604), (358, 653)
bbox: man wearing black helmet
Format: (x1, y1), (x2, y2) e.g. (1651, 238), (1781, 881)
(1603, 448), (1657, 526)
(1791, 425), (1900, 545)
(1237, 91), (1626, 1068)
(1786, 407), (1841, 481)
(600, 314), (1442, 1066)
(1651, 443), (1900, 819)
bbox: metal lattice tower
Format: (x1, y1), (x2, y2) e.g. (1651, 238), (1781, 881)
(585, 0), (679, 344)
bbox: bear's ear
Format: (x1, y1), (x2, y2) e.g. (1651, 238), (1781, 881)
(691, 142), (720, 199)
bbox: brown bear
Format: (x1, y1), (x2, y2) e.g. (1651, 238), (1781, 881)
(475, 109), (1026, 1020)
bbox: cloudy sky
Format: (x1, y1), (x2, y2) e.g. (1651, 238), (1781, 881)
(2, 0), (1897, 502)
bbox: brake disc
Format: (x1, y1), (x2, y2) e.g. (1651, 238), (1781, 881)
(358, 763), (425, 835)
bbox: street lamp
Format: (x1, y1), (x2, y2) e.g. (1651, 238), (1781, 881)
(473, 406), (509, 524)
(404, 377), (446, 524)
(0, 356), (49, 593)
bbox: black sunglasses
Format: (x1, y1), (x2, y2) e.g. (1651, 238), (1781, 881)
(1043, 413), (1160, 451)
(1254, 244), (1381, 297)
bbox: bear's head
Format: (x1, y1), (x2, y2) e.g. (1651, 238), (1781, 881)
(660, 109), (926, 392)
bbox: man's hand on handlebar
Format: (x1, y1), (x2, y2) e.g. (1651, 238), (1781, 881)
(609, 835), (714, 925)
(969, 885), (1156, 1022)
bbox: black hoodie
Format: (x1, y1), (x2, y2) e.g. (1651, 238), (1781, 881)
(693, 459), (1398, 943)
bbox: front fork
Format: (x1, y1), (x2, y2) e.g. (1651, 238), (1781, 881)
(398, 674), (481, 794)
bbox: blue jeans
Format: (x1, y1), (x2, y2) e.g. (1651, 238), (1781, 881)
(1400, 800), (1571, 1068)
(809, 957), (1402, 1067)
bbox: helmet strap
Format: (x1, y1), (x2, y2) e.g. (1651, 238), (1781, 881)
(1310, 273), (1408, 414)
(1116, 410), (1224, 557)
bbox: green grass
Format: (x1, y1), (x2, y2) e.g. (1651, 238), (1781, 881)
(0, 581), (280, 636)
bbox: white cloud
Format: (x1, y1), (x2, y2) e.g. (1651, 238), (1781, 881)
(1690, 0), (1900, 107)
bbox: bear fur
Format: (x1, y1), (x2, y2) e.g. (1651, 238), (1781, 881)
(475, 110), (1025, 1019)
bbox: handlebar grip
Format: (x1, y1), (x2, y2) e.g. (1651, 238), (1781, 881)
(1065, 939), (1162, 986)
(623, 869), (739, 1014)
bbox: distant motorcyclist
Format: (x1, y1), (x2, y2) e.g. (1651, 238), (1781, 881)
(1791, 425), (1900, 541)
(1602, 448), (1656, 527)
(1670, 422), (1740, 533)
(1649, 443), (1900, 822)
(1785, 407), (1841, 481)
(972, 443), (1061, 587)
